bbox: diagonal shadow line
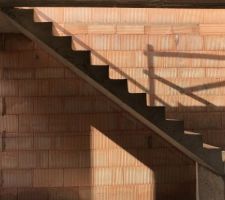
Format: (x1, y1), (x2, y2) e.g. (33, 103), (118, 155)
(147, 51), (225, 60)
(185, 81), (225, 92)
(143, 70), (214, 106)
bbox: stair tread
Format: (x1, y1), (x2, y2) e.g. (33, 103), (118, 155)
(203, 143), (220, 150)
(184, 130), (201, 136)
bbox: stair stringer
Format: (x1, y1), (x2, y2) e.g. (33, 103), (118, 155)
(1, 7), (224, 175)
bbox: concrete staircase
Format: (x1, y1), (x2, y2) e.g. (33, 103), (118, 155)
(1, 7), (224, 175)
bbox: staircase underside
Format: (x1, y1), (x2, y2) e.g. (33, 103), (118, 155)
(1, 7), (224, 175)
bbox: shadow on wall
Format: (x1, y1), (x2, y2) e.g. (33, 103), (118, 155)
(0, 33), (196, 200)
(47, 9), (225, 149)
(4, 8), (223, 199)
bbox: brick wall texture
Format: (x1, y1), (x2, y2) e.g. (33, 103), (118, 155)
(31, 7), (225, 150)
(0, 33), (196, 199)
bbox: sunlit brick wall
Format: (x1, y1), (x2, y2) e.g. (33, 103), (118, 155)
(33, 7), (225, 150)
(0, 34), (196, 199)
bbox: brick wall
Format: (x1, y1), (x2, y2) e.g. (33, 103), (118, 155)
(33, 7), (225, 150)
(0, 34), (196, 199)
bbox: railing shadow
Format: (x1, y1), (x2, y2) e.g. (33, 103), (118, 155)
(34, 8), (225, 150)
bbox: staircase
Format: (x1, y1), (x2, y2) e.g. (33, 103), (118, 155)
(1, 7), (224, 175)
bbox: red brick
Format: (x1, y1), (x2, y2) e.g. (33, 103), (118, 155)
(184, 112), (222, 130)
(33, 168), (64, 187)
(6, 97), (34, 114)
(49, 169), (64, 187)
(63, 97), (93, 113)
(146, 35), (175, 51)
(49, 151), (79, 168)
(0, 188), (17, 200)
(65, 24), (88, 34)
(91, 150), (109, 167)
(119, 35), (145, 51)
(18, 137), (33, 150)
(108, 149), (138, 167)
(176, 35), (203, 51)
(117, 25), (144, 34)
(64, 168), (90, 186)
(119, 8), (149, 24)
(18, 80), (49, 96)
(48, 188), (79, 200)
(204, 36), (225, 50)
(63, 8), (93, 23)
(173, 24), (199, 34)
(88, 25), (116, 34)
(34, 8), (64, 23)
(90, 131), (110, 150)
(5, 34), (34, 51)
(4, 136), (18, 151)
(34, 136), (51, 150)
(49, 79), (80, 96)
(3, 68), (35, 80)
(52, 23), (66, 36)
(0, 52), (19, 68)
(111, 168), (124, 185)
(18, 188), (49, 200)
(35, 68), (64, 79)
(123, 167), (153, 184)
(33, 169), (49, 187)
(64, 68), (77, 78)
(33, 97), (64, 114)
(92, 168), (112, 186)
(36, 151), (49, 168)
(206, 68), (225, 78)
(49, 115), (87, 132)
(72, 35), (90, 51)
(0, 115), (18, 133)
(0, 80), (19, 96)
(18, 151), (36, 168)
(1, 152), (18, 169)
(91, 8), (120, 24)
(19, 115), (48, 133)
(78, 187), (92, 200)
(63, 136), (89, 150)
(79, 150), (91, 167)
(2, 169), (32, 187)
(18, 50), (49, 68)
(200, 24), (225, 35)
(145, 25), (172, 35)
(178, 68), (205, 78)
(48, 55), (64, 67)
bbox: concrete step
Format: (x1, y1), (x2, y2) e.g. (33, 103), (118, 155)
(203, 143), (220, 150)
(184, 130), (201, 136)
